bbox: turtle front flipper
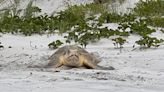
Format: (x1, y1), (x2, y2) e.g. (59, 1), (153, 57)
(82, 57), (100, 69)
(82, 55), (115, 70)
(45, 61), (62, 68)
(84, 61), (115, 70)
(45, 55), (63, 68)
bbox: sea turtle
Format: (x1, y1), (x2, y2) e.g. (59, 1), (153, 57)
(45, 45), (115, 70)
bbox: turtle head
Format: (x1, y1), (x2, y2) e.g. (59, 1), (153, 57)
(67, 49), (79, 58)
(63, 46), (82, 67)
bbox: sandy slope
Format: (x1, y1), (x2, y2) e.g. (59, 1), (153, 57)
(0, 33), (164, 92)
